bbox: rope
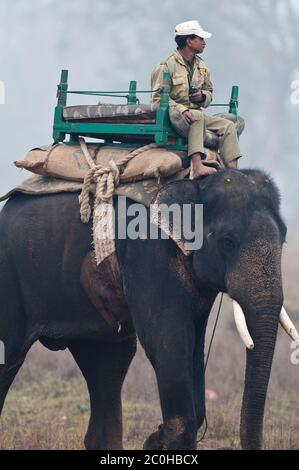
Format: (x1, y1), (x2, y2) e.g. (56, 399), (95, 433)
(197, 292), (224, 444)
(78, 137), (160, 223)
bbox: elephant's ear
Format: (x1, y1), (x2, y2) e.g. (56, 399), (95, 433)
(150, 179), (201, 255)
(239, 169), (281, 210)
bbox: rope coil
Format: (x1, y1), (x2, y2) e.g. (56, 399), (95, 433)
(78, 137), (160, 223)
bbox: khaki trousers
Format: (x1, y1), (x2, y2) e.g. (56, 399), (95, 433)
(169, 107), (241, 166)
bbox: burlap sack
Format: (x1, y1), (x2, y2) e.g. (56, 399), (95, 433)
(14, 144), (93, 181)
(14, 144), (183, 183)
(120, 148), (182, 182)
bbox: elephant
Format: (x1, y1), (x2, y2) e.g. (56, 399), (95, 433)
(0, 167), (298, 450)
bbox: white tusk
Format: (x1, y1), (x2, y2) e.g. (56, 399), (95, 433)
(232, 300), (254, 350)
(279, 306), (299, 341)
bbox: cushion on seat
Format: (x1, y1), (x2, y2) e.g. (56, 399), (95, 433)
(63, 103), (158, 122)
(62, 105), (245, 152)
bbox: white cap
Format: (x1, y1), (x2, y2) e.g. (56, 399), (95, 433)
(175, 20), (212, 39)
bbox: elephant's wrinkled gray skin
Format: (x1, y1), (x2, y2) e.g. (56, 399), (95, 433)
(0, 169), (287, 450)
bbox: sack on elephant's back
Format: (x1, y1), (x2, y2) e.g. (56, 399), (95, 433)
(14, 144), (184, 183)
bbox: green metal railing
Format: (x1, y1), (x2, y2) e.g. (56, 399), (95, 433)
(53, 69), (240, 148)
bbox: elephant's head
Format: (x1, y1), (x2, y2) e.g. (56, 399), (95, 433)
(151, 168), (298, 449)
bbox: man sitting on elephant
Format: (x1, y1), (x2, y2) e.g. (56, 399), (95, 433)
(151, 20), (242, 178)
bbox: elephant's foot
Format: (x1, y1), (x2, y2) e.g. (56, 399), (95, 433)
(143, 418), (197, 450)
(143, 424), (164, 450)
(84, 427), (123, 450)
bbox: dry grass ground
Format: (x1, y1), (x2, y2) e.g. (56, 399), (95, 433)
(0, 242), (298, 450)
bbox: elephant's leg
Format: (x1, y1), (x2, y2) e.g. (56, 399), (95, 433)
(137, 316), (198, 450)
(0, 266), (29, 417)
(0, 355), (27, 416)
(145, 320), (210, 446)
(69, 334), (136, 450)
(0, 296), (41, 420)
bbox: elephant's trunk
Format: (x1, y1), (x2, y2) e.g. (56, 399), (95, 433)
(240, 313), (279, 450)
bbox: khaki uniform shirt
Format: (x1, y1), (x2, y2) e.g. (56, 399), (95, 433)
(151, 49), (213, 114)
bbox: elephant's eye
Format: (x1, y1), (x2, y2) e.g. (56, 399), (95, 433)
(219, 235), (237, 253)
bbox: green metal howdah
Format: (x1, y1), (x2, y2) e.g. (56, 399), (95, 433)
(53, 69), (240, 150)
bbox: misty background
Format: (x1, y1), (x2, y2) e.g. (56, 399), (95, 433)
(0, 0), (298, 223)
(0, 1), (298, 449)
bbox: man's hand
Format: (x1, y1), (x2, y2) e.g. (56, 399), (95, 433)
(189, 91), (204, 103)
(183, 110), (195, 124)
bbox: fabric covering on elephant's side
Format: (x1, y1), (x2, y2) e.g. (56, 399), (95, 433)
(80, 251), (130, 333)
(0, 174), (83, 201)
(0, 170), (189, 206)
